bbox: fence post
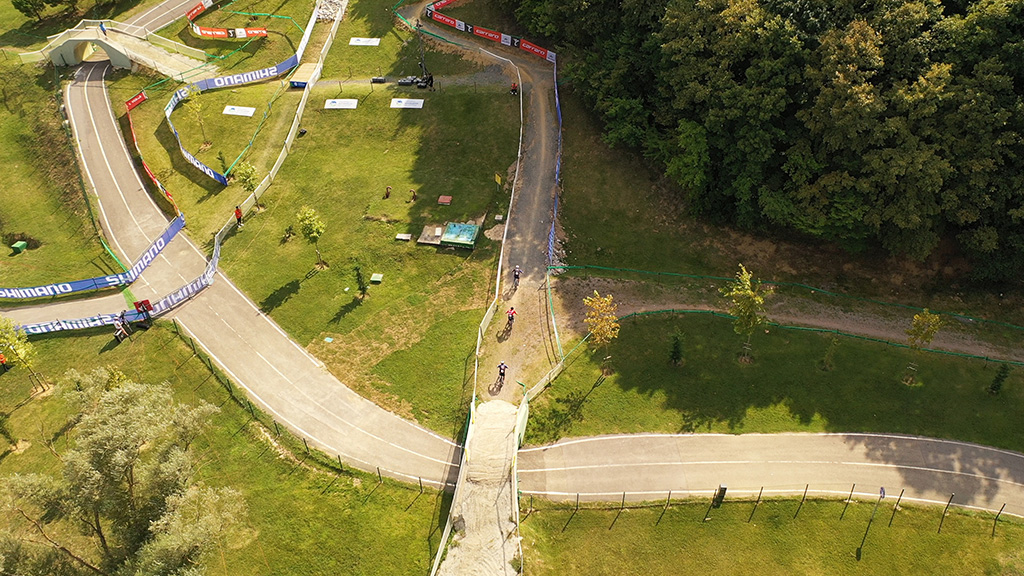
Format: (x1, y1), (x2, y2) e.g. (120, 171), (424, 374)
(888, 488), (904, 527)
(575, 493), (579, 511)
(302, 437), (310, 455)
(795, 484), (808, 518)
(841, 484), (855, 520)
(748, 487), (763, 523)
(377, 467), (383, 484)
(938, 493), (954, 533)
(993, 503), (1005, 537)
(337, 454), (343, 471)
(274, 421), (280, 436)
(419, 477), (424, 493)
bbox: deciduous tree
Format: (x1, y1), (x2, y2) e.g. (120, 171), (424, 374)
(720, 264), (773, 362)
(297, 206), (327, 268)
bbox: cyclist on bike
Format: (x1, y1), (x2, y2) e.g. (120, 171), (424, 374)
(498, 361), (508, 382)
(506, 307), (517, 325)
(512, 265), (522, 284)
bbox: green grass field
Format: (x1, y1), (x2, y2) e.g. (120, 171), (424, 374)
(0, 60), (121, 293)
(521, 497), (1024, 575)
(218, 81), (516, 434)
(527, 313), (1024, 449)
(0, 325), (444, 575)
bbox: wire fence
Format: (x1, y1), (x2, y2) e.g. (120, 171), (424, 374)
(167, 318), (447, 492)
(520, 483), (1023, 528)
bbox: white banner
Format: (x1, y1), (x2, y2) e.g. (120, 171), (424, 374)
(390, 98), (424, 109)
(501, 33), (511, 46)
(349, 37), (381, 46)
(223, 105), (256, 117)
(324, 99), (359, 109)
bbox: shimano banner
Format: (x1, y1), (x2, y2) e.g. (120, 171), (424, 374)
(165, 56), (298, 186)
(0, 216), (185, 300)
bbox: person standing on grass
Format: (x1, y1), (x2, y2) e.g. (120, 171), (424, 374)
(410, 189), (418, 202)
(235, 205), (244, 229)
(0, 352), (8, 373)
(384, 185), (391, 199)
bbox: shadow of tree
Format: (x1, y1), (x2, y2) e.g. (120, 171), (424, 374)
(260, 279), (301, 312)
(330, 296), (362, 323)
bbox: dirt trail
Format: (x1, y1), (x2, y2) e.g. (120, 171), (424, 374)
(551, 276), (1024, 363)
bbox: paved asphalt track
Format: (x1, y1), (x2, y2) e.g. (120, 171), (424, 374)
(4, 0), (1024, 519)
(5, 32), (462, 487)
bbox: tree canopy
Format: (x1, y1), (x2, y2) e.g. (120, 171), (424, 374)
(504, 0), (1024, 282)
(0, 369), (247, 576)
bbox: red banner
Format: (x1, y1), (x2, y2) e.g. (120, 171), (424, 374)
(186, 2), (206, 20)
(432, 0), (457, 8)
(520, 39), (548, 59)
(472, 25), (501, 42)
(125, 91), (148, 111)
(241, 27), (268, 37)
(194, 25), (229, 38)
(431, 11), (458, 28)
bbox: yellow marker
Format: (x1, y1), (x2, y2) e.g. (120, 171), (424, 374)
(494, 173), (502, 185)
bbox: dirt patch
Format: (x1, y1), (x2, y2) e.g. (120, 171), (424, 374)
(10, 439), (31, 455)
(2, 232), (42, 250)
(483, 224), (504, 241)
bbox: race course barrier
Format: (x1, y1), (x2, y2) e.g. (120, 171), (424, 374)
(1, 215), (185, 300)
(424, 0), (555, 63)
(187, 0), (268, 39)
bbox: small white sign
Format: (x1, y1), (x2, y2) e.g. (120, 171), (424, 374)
(390, 98), (424, 109)
(222, 105), (256, 117)
(324, 99), (359, 109)
(349, 37), (381, 46)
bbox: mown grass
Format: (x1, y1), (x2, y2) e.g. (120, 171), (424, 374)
(521, 497), (1024, 575)
(0, 324), (444, 575)
(526, 313), (1024, 450)
(218, 81), (516, 434)
(0, 60), (120, 293)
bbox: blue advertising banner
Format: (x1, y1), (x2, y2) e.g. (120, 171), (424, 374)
(19, 261), (217, 335)
(165, 56), (299, 186)
(0, 216), (186, 300)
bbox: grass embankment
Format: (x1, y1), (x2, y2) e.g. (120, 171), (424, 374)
(157, 0), (313, 73)
(0, 325), (444, 575)
(521, 498), (1024, 575)
(554, 92), (1024, 329)
(527, 314), (1023, 449)
(321, 0), (478, 80)
(219, 81), (517, 436)
(0, 61), (120, 292)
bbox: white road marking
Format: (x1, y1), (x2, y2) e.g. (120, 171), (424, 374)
(518, 459), (1024, 488)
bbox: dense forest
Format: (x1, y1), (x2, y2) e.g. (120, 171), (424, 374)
(502, 0), (1024, 282)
